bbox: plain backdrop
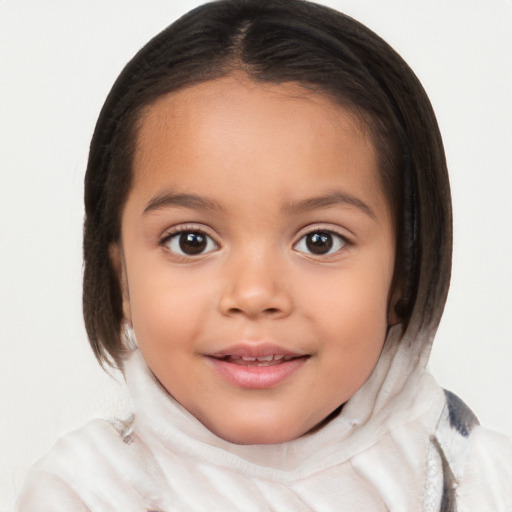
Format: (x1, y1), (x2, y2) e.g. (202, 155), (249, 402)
(1, 0), (511, 509)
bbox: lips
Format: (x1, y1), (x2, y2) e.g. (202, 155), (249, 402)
(207, 344), (309, 388)
(214, 354), (300, 366)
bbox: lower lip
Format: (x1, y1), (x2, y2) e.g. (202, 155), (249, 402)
(208, 357), (307, 389)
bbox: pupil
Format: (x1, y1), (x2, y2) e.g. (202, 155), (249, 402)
(306, 232), (333, 254)
(179, 232), (207, 255)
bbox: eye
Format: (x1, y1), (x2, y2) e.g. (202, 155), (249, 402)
(294, 230), (347, 256)
(164, 230), (218, 256)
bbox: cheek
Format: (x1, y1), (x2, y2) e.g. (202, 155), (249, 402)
(319, 293), (388, 399)
(303, 263), (391, 328)
(301, 263), (390, 366)
(126, 261), (218, 352)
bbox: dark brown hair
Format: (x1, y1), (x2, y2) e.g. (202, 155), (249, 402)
(83, 0), (452, 368)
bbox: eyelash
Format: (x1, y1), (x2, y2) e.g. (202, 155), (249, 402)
(159, 225), (351, 258)
(160, 226), (219, 258)
(293, 226), (351, 257)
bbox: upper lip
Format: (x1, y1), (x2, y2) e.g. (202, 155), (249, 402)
(208, 343), (306, 359)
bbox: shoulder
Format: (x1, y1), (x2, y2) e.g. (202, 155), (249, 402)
(458, 425), (512, 511)
(15, 417), (166, 511)
(20, 417), (136, 482)
(434, 390), (511, 511)
(467, 424), (512, 469)
(441, 390), (512, 482)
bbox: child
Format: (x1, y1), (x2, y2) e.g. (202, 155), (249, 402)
(15, 0), (511, 510)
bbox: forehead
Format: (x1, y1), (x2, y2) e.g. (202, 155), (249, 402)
(130, 76), (387, 218)
(135, 76), (371, 161)
(139, 75), (358, 127)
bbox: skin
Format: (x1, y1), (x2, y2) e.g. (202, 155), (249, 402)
(114, 75), (397, 445)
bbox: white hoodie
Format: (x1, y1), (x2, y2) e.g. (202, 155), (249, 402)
(16, 326), (512, 511)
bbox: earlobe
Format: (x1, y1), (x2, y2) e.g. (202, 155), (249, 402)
(109, 243), (132, 325)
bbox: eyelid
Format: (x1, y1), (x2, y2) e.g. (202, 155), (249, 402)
(292, 224), (352, 258)
(293, 224), (352, 245)
(159, 223), (221, 257)
(160, 223), (218, 242)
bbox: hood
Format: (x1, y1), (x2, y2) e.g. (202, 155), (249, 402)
(123, 322), (444, 475)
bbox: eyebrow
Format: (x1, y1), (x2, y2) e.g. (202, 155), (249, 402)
(282, 191), (376, 219)
(143, 189), (375, 219)
(143, 191), (223, 214)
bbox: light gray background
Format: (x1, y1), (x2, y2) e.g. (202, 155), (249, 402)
(1, 0), (511, 509)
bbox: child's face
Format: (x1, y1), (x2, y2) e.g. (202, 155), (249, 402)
(116, 76), (396, 444)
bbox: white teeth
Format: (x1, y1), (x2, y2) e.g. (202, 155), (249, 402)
(224, 354), (299, 363)
(240, 355), (288, 362)
(256, 355), (273, 362)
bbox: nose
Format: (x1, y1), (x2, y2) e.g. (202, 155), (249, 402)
(218, 250), (293, 320)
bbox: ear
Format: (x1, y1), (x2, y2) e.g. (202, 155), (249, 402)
(109, 243), (132, 325)
(387, 281), (403, 326)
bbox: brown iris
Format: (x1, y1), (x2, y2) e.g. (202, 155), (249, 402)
(179, 232), (208, 255)
(305, 232), (334, 255)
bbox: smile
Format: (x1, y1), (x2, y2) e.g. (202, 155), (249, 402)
(207, 345), (309, 389)
(215, 354), (300, 366)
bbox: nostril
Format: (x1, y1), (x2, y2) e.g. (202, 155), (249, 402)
(226, 306), (282, 317)
(219, 286), (292, 319)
